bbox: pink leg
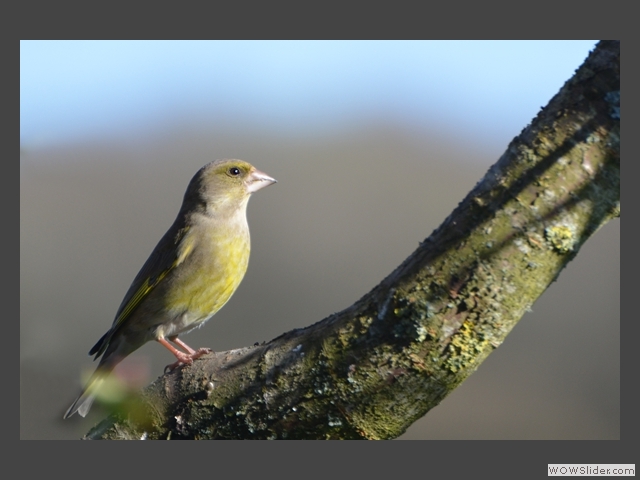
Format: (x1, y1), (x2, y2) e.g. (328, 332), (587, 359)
(169, 336), (212, 358)
(157, 337), (194, 364)
(159, 336), (212, 372)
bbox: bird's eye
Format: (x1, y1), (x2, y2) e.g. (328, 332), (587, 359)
(228, 167), (241, 176)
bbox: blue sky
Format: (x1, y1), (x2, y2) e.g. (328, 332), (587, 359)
(20, 40), (598, 150)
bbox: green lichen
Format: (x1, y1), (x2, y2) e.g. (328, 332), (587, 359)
(545, 225), (576, 253)
(444, 320), (490, 373)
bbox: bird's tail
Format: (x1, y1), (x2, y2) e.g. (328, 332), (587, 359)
(63, 365), (113, 419)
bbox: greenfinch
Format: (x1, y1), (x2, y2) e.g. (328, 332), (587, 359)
(64, 159), (276, 418)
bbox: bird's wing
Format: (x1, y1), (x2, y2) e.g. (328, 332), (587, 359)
(89, 221), (194, 358)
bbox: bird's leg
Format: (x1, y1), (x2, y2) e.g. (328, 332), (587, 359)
(169, 336), (212, 358)
(168, 335), (206, 358)
(159, 336), (211, 373)
(158, 337), (194, 365)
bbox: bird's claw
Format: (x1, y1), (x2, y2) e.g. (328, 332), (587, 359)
(164, 348), (212, 373)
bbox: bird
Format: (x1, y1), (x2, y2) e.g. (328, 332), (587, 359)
(64, 159), (276, 418)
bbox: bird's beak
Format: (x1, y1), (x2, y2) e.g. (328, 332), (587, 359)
(246, 168), (277, 193)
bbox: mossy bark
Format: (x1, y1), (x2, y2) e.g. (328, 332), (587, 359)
(85, 40), (620, 440)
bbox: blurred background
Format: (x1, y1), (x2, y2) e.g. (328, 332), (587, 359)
(20, 40), (619, 440)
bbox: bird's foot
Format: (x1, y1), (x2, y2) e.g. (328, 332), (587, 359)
(164, 348), (212, 373)
(191, 347), (212, 359)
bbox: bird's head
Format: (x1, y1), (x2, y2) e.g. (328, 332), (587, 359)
(183, 159), (277, 216)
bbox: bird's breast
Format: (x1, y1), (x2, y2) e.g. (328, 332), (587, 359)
(164, 223), (250, 329)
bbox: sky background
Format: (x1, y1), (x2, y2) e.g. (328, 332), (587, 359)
(20, 41), (619, 440)
(20, 40), (598, 152)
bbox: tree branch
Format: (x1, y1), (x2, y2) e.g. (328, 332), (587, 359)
(85, 40), (620, 440)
